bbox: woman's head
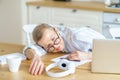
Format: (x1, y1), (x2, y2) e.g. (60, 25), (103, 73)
(32, 23), (65, 53)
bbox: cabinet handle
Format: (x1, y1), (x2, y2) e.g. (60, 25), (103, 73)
(115, 18), (120, 22)
(36, 6), (40, 9)
(72, 9), (77, 13)
(86, 26), (91, 28)
(59, 23), (64, 25)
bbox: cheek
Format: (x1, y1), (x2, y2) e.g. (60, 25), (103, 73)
(60, 39), (64, 49)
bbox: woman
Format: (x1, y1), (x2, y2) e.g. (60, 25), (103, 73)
(24, 23), (105, 75)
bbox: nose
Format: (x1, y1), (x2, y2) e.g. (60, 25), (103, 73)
(53, 44), (58, 49)
(53, 44), (60, 51)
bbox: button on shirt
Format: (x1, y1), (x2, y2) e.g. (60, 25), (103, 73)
(57, 26), (105, 53)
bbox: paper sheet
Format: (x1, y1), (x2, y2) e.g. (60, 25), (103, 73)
(51, 54), (91, 67)
(0, 52), (26, 65)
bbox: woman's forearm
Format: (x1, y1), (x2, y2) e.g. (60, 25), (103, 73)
(25, 48), (37, 60)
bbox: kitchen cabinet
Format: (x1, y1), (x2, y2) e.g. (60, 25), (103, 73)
(52, 7), (103, 32)
(102, 12), (120, 39)
(28, 6), (52, 24)
(27, 5), (103, 32)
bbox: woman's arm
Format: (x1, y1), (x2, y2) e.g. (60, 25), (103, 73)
(25, 48), (44, 75)
(67, 51), (92, 61)
(25, 48), (36, 60)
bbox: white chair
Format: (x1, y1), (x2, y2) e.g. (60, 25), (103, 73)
(23, 24), (37, 46)
(22, 24), (46, 56)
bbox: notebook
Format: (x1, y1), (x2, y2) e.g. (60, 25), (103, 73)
(91, 39), (120, 74)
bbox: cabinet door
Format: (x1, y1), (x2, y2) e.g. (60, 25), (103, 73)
(28, 6), (103, 32)
(28, 6), (52, 24)
(52, 7), (103, 32)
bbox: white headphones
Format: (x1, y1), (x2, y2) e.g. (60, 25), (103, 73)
(45, 59), (76, 77)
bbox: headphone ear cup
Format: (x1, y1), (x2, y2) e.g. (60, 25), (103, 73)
(57, 59), (70, 70)
(57, 59), (76, 74)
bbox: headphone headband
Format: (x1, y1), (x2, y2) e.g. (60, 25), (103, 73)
(45, 59), (76, 77)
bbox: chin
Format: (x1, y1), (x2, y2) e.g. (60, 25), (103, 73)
(55, 47), (63, 52)
(60, 46), (64, 51)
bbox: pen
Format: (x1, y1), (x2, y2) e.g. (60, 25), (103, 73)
(60, 58), (80, 62)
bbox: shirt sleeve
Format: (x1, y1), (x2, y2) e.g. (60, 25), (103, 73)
(72, 28), (105, 52)
(74, 28), (105, 44)
(23, 44), (47, 56)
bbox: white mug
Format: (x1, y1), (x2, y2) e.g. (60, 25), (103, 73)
(7, 56), (21, 72)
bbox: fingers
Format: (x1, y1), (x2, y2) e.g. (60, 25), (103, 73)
(34, 60), (44, 75)
(67, 51), (80, 60)
(67, 51), (89, 61)
(29, 56), (44, 75)
(68, 51), (89, 61)
(68, 53), (80, 60)
(38, 62), (44, 75)
(29, 58), (38, 75)
(29, 57), (36, 73)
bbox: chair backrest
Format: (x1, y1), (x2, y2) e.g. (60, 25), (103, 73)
(23, 24), (37, 46)
(23, 24), (47, 56)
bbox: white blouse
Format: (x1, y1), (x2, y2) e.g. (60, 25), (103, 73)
(23, 25), (105, 56)
(57, 26), (105, 53)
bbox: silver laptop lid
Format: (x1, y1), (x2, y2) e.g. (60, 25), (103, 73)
(91, 39), (120, 74)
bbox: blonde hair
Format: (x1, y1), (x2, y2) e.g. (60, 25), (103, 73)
(32, 23), (53, 44)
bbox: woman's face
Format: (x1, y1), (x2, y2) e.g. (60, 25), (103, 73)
(37, 28), (65, 53)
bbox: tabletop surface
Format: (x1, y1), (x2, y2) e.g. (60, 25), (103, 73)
(0, 43), (120, 80)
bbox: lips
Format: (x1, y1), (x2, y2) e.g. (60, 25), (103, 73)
(56, 46), (61, 51)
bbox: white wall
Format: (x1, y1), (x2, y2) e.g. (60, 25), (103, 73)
(0, 0), (26, 44)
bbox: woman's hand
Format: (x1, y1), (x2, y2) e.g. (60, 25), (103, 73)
(29, 55), (44, 75)
(25, 48), (44, 75)
(67, 51), (92, 61)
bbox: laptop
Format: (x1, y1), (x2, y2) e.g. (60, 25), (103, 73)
(91, 39), (120, 74)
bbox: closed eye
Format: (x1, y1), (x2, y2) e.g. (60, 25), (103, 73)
(41, 46), (45, 49)
(51, 36), (56, 42)
(47, 44), (52, 49)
